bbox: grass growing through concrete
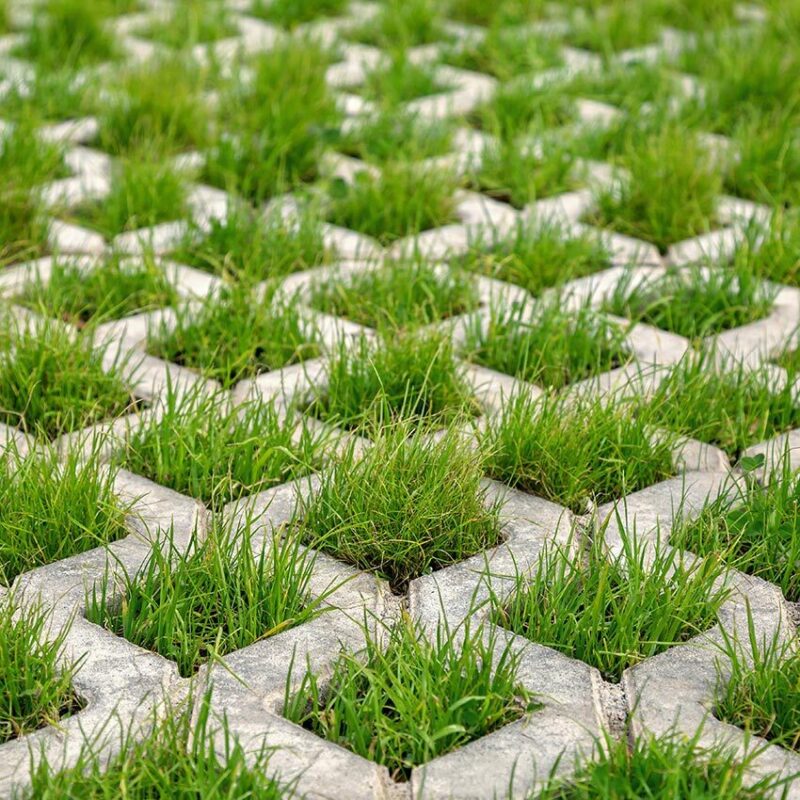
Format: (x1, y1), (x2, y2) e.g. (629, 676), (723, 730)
(443, 24), (563, 80)
(285, 618), (536, 780)
(604, 264), (775, 342)
(0, 319), (137, 439)
(464, 301), (629, 389)
(309, 258), (478, 330)
(28, 694), (294, 798)
(348, 0), (446, 48)
(337, 110), (454, 164)
(481, 392), (675, 513)
(0, 447), (128, 586)
(17, 254), (177, 327)
(451, 221), (611, 296)
(0, 69), (94, 123)
(250, 0), (348, 27)
(202, 41), (338, 203)
(118, 387), (327, 511)
(96, 56), (211, 157)
(468, 139), (582, 209)
(139, 0), (238, 48)
(146, 288), (318, 388)
(327, 163), (458, 245)
(672, 464), (800, 602)
(585, 126), (722, 253)
(492, 531), (729, 682)
(308, 331), (476, 433)
(16, 0), (119, 69)
(537, 731), (787, 799)
(292, 422), (501, 592)
(169, 207), (328, 284)
(88, 521), (322, 677)
(68, 158), (187, 239)
(643, 357), (800, 460)
(0, 597), (80, 743)
(716, 623), (800, 752)
(360, 56), (448, 107)
(568, 3), (661, 55)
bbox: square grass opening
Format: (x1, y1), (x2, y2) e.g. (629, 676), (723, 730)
(464, 301), (630, 390)
(671, 464), (800, 602)
(308, 257), (479, 331)
(491, 531), (729, 682)
(582, 124), (723, 254)
(356, 56), (452, 109)
(0, 597), (82, 744)
(326, 163), (459, 245)
(117, 387), (329, 512)
(292, 422), (502, 593)
(306, 331), (478, 435)
(467, 138), (584, 210)
(145, 287), (319, 389)
(137, 0), (238, 48)
(642, 357), (800, 462)
(249, 0), (349, 28)
(0, 447), (129, 587)
(567, 4), (662, 56)
(442, 25), (564, 81)
(86, 521), (324, 678)
(284, 618), (538, 781)
(604, 265), (776, 344)
(64, 158), (188, 240)
(481, 391), (676, 514)
(16, 253), (178, 328)
(0, 319), (141, 440)
(345, 0), (449, 49)
(168, 207), (329, 284)
(450, 220), (612, 297)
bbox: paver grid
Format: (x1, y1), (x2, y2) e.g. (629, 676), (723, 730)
(0, 0), (799, 797)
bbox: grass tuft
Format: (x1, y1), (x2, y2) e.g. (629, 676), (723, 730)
(250, 0), (348, 27)
(285, 617), (536, 780)
(87, 521), (321, 678)
(493, 530), (729, 682)
(481, 391), (675, 513)
(293, 422), (501, 593)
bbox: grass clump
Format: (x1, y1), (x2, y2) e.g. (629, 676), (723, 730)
(118, 387), (326, 511)
(537, 731), (786, 799)
(17, 0), (119, 69)
(492, 531), (729, 682)
(452, 221), (611, 296)
(292, 423), (501, 592)
(482, 392), (675, 513)
(309, 258), (478, 330)
(445, 0), (546, 26)
(337, 111), (454, 164)
(643, 357), (800, 460)
(672, 464), (800, 602)
(468, 140), (581, 209)
(0, 121), (67, 266)
(0, 447), (128, 586)
(360, 56), (448, 107)
(348, 0), (446, 49)
(146, 288), (318, 389)
(308, 331), (476, 433)
(569, 4), (660, 55)
(68, 158), (187, 239)
(604, 264), (775, 342)
(17, 254), (177, 327)
(203, 41), (338, 203)
(96, 57), (211, 156)
(140, 0), (237, 47)
(28, 694), (293, 798)
(443, 25), (563, 81)
(715, 626), (800, 753)
(0, 598), (80, 743)
(169, 207), (328, 284)
(0, 319), (137, 439)
(464, 302), (629, 390)
(326, 164), (458, 245)
(585, 126), (722, 254)
(88, 522), (321, 678)
(285, 618), (535, 780)
(250, 0), (348, 27)
(0, 69), (94, 123)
